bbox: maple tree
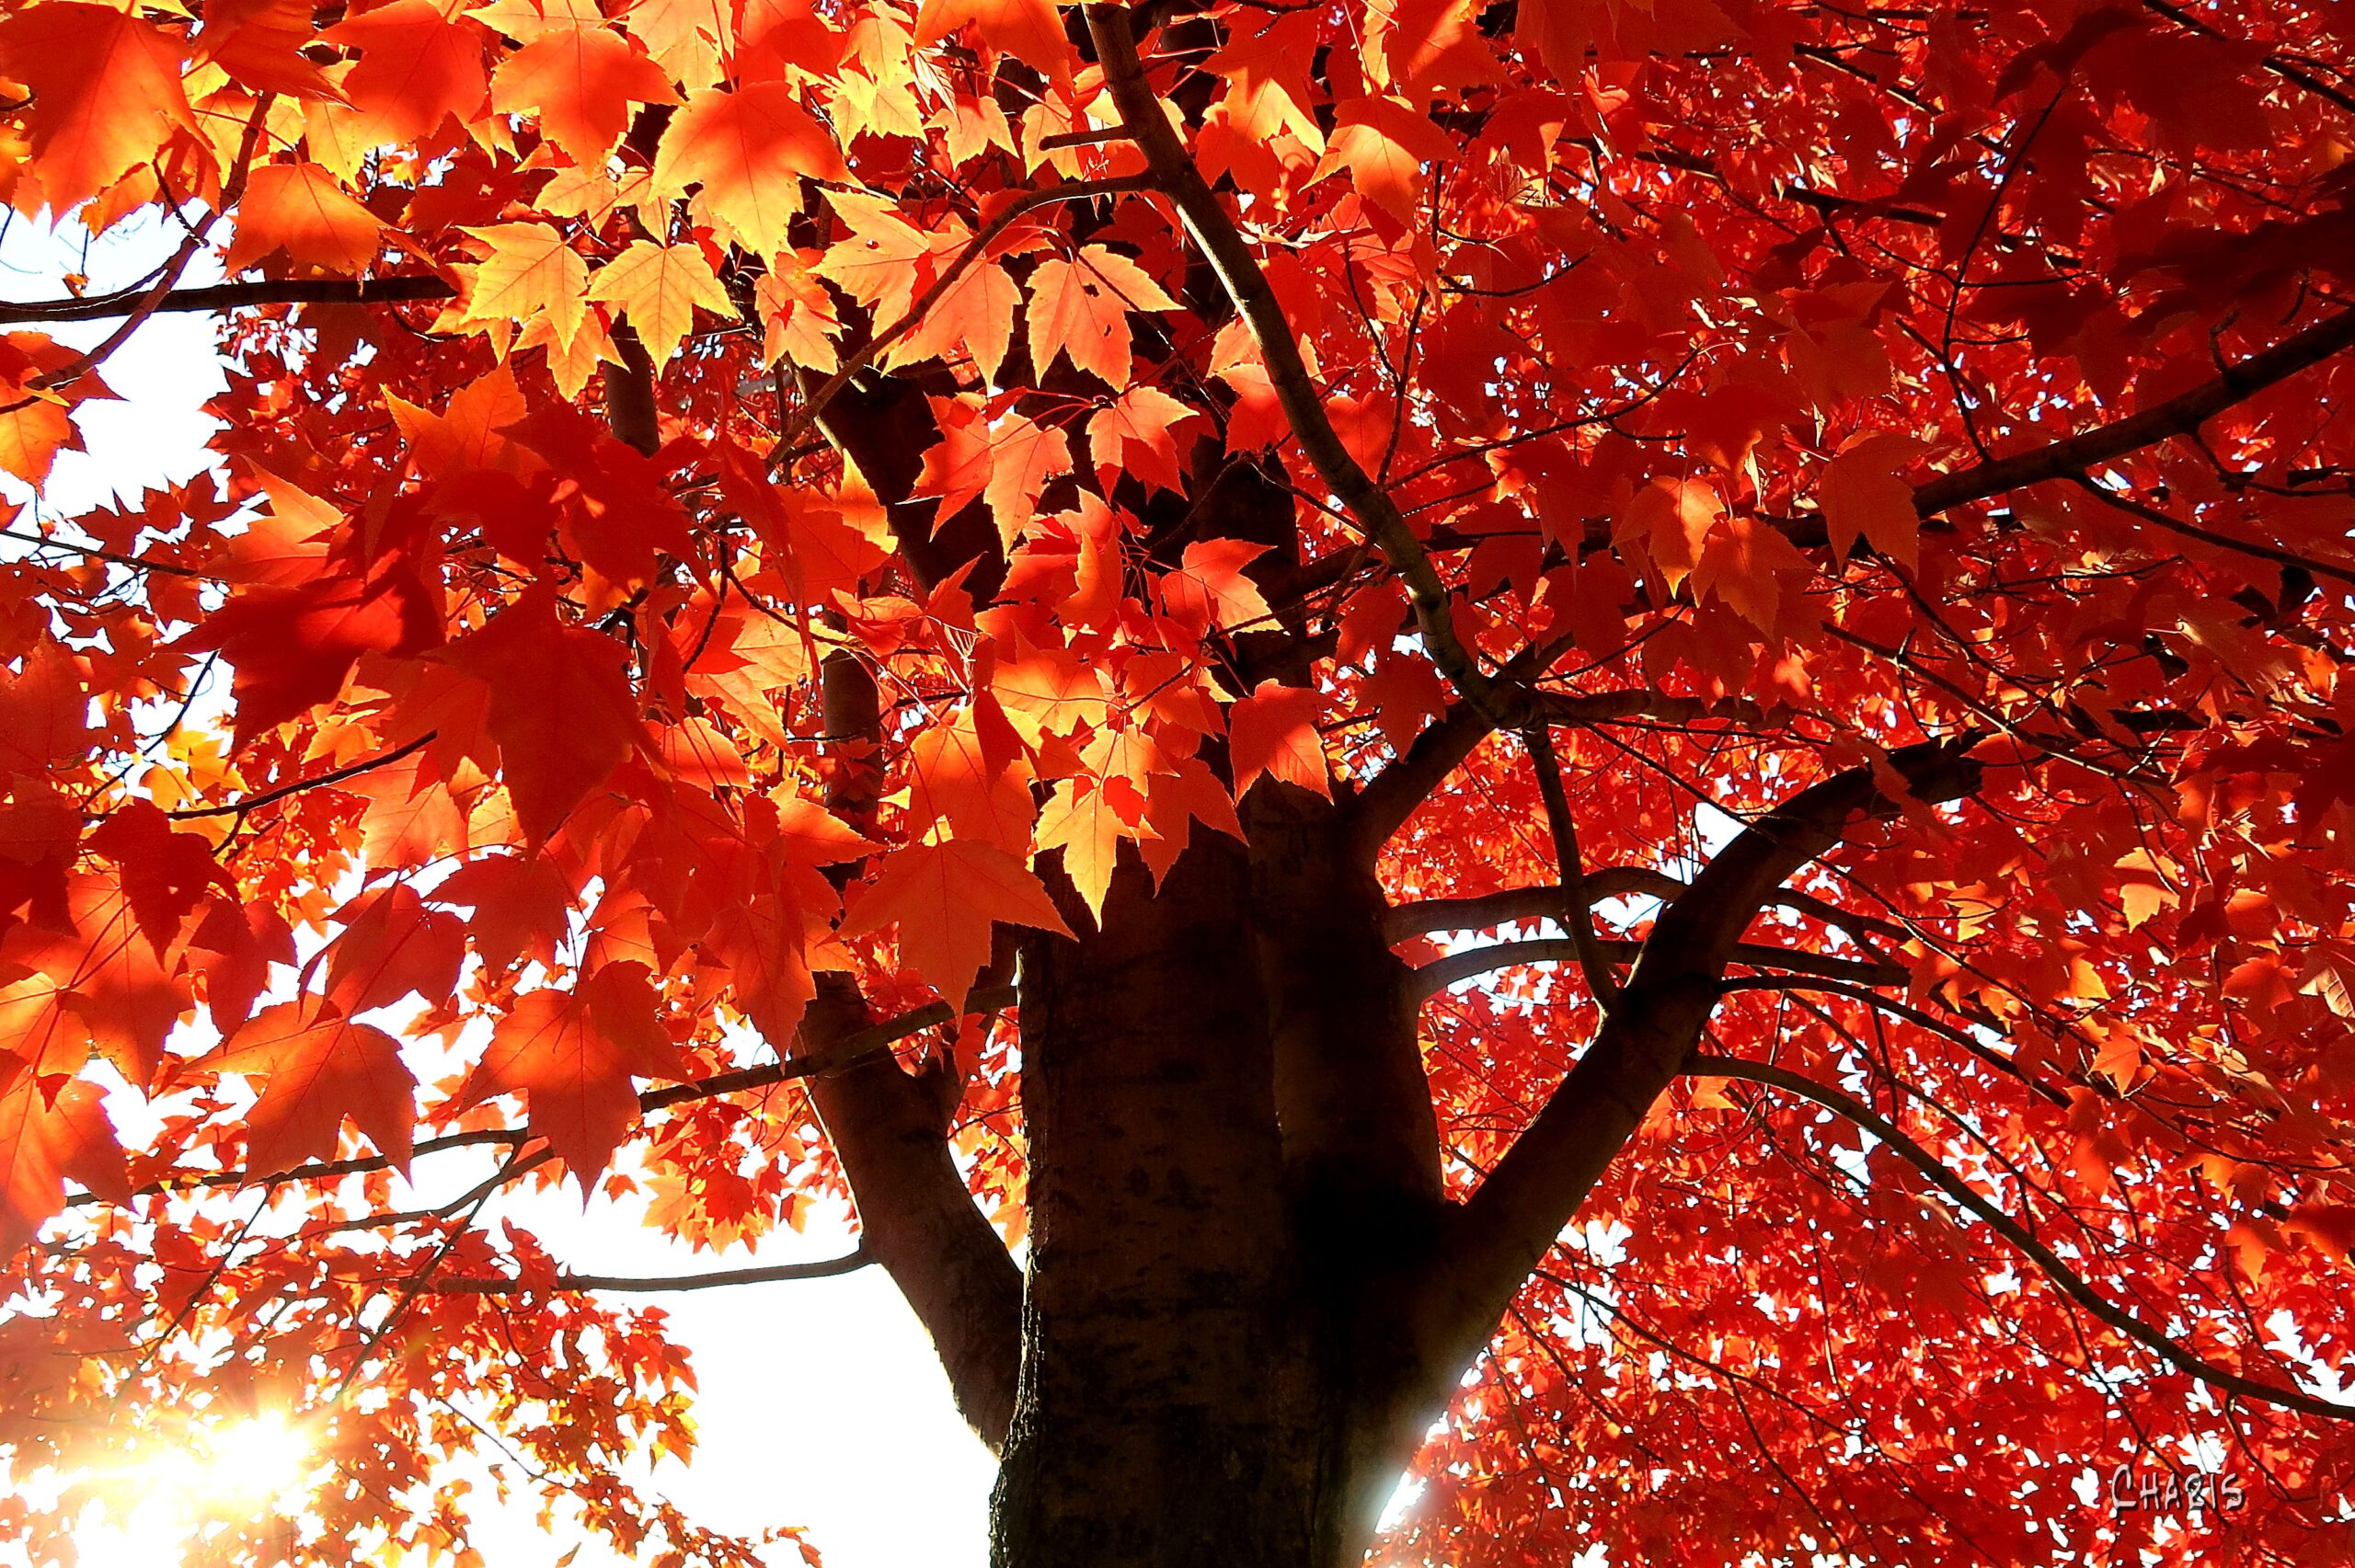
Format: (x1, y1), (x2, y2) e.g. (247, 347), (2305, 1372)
(2, 0), (2355, 1563)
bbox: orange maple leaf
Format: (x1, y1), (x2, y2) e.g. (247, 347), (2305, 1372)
(0, 1063), (129, 1257)
(913, 397), (1074, 549)
(445, 593), (648, 845)
(322, 884), (467, 1018)
(1025, 247), (1178, 389)
(1034, 773), (1153, 925)
(457, 222), (591, 346)
(195, 0), (343, 102)
(1819, 430), (1928, 569)
(906, 705), (1037, 858)
(458, 962), (685, 1186)
(489, 22), (679, 166)
(0, 876), (191, 1086)
(0, 2), (190, 209)
(227, 163), (386, 275)
(1159, 540), (1275, 635)
(1228, 681), (1330, 801)
(193, 555), (444, 744)
(1086, 384), (1195, 494)
(1312, 97), (1456, 223)
(1690, 512), (1815, 630)
(651, 84), (848, 256)
(1621, 474), (1724, 591)
(0, 642), (90, 776)
(841, 840), (1072, 1005)
(0, 334), (111, 486)
(913, 0), (1074, 91)
(813, 189), (933, 324)
(587, 240), (734, 366)
(198, 1001), (418, 1177)
(320, 0), (490, 146)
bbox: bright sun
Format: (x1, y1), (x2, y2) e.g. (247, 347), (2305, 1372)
(195, 1413), (314, 1505)
(71, 1413), (316, 1568)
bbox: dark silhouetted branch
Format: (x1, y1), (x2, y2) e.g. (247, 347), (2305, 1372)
(1691, 1052), (2355, 1425)
(1086, 3), (1509, 721)
(1915, 310), (2355, 518)
(0, 274), (457, 324)
(436, 1247), (872, 1294)
(1424, 738), (1985, 1410)
(1412, 937), (1906, 1001)
(161, 732), (437, 819)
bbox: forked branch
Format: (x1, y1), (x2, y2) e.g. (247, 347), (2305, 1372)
(1346, 687), (1773, 861)
(1419, 738), (1986, 1398)
(1522, 726), (1624, 1009)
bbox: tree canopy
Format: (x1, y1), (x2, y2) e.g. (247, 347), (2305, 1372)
(1, 0), (2353, 1564)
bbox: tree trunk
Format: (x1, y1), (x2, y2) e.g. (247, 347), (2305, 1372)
(986, 787), (1465, 1568)
(992, 834), (1339, 1567)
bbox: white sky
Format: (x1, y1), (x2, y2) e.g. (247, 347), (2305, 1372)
(0, 212), (995, 1568)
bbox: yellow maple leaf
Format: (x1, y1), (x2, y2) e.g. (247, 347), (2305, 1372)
(457, 222), (589, 348)
(587, 240), (735, 367)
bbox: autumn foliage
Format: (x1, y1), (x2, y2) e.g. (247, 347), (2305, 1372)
(2, 0), (2355, 1564)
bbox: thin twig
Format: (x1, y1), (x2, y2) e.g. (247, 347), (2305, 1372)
(157, 731), (437, 819)
(1083, 4), (1514, 724)
(1914, 308), (2355, 518)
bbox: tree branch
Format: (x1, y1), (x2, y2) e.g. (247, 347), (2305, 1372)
(642, 985), (1015, 1110)
(1084, 3), (1511, 722)
(1690, 1052), (2355, 1425)
(1522, 727), (1623, 1009)
(1345, 688), (1771, 861)
(1387, 869), (1689, 939)
(159, 731), (437, 819)
(435, 1246), (872, 1294)
(26, 102), (270, 394)
(1412, 938), (1906, 1001)
(0, 275), (457, 324)
(1913, 308), (2355, 518)
(768, 175), (1148, 468)
(604, 322), (663, 456)
(1418, 738), (1985, 1407)
(1388, 873), (1911, 948)
(75, 991), (1009, 1207)
(1717, 973), (2073, 1109)
(794, 641), (1022, 1453)
(2138, 0), (2355, 116)
(0, 524), (211, 578)
(2071, 475), (2355, 588)
(1347, 692), (1500, 860)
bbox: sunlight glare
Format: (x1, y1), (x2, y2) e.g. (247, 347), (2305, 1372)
(68, 1413), (316, 1568)
(70, 1496), (190, 1568)
(197, 1412), (314, 1505)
